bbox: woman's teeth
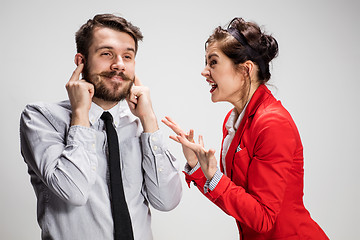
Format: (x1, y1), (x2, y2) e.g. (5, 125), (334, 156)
(209, 82), (218, 93)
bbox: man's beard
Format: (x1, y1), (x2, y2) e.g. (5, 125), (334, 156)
(83, 64), (134, 102)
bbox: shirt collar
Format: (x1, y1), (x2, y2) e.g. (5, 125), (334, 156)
(225, 101), (250, 132)
(89, 100), (135, 127)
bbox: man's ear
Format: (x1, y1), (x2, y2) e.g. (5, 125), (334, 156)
(74, 53), (85, 66)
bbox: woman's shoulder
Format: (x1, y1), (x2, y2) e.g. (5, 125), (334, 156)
(254, 98), (295, 128)
(252, 98), (301, 145)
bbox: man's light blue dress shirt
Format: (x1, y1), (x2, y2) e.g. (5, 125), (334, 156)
(20, 100), (182, 240)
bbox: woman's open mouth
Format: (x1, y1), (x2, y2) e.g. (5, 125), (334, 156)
(207, 79), (218, 93)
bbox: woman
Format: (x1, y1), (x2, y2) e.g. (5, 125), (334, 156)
(162, 18), (328, 239)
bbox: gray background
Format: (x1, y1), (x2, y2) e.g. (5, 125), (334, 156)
(1, 0), (359, 239)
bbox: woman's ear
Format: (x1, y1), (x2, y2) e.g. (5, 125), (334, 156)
(237, 61), (253, 79)
(243, 60), (254, 76)
(74, 53), (85, 66)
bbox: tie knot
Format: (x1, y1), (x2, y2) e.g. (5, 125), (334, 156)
(101, 111), (113, 122)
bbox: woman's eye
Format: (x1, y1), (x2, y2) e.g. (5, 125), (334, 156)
(210, 60), (217, 67)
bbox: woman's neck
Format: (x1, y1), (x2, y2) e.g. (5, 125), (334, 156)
(233, 82), (260, 113)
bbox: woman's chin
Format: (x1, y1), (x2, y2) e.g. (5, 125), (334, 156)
(211, 95), (221, 103)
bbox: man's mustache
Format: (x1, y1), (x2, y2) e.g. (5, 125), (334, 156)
(98, 71), (133, 81)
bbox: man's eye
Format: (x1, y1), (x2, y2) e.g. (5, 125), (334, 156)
(101, 52), (112, 56)
(210, 60), (217, 67)
(124, 55), (132, 60)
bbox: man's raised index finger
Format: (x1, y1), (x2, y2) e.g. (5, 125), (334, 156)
(133, 75), (142, 86)
(69, 63), (84, 82)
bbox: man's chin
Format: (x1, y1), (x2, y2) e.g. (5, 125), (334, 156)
(95, 87), (131, 102)
(94, 93), (127, 102)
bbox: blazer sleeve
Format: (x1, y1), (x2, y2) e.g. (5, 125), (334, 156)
(189, 110), (299, 233)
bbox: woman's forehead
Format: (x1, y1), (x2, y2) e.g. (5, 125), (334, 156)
(205, 43), (223, 59)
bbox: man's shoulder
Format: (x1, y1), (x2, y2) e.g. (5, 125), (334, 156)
(21, 100), (72, 129)
(23, 100), (71, 115)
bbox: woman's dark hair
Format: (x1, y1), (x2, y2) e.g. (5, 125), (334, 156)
(75, 14), (143, 59)
(206, 17), (278, 83)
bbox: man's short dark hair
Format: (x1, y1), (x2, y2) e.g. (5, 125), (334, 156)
(75, 14), (143, 59)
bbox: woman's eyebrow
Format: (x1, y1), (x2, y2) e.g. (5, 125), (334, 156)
(208, 53), (219, 59)
(205, 53), (219, 64)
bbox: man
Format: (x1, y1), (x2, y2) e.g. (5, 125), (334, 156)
(20, 14), (182, 240)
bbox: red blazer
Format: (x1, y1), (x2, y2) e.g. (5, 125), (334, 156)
(185, 85), (328, 239)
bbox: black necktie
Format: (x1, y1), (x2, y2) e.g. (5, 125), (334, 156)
(101, 111), (134, 240)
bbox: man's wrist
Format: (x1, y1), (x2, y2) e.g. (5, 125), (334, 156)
(71, 110), (90, 127)
(140, 112), (158, 133)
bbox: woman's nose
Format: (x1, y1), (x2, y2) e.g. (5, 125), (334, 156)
(201, 67), (210, 78)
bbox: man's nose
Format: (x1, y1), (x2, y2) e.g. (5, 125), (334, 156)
(110, 56), (126, 72)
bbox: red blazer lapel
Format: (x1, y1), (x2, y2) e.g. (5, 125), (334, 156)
(225, 112), (249, 180)
(223, 85), (272, 180)
(220, 110), (232, 173)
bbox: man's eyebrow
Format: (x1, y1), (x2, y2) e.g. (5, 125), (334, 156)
(95, 46), (113, 52)
(95, 46), (136, 53)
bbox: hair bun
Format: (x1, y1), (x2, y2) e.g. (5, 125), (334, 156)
(206, 17), (279, 82)
(259, 34), (279, 64)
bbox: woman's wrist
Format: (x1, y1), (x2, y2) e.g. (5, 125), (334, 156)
(187, 159), (199, 169)
(204, 167), (218, 181)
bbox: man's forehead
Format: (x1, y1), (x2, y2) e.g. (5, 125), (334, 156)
(91, 27), (135, 50)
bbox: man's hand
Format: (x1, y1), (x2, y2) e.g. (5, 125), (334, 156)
(65, 64), (94, 127)
(127, 76), (158, 133)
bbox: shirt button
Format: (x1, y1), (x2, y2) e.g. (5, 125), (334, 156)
(152, 136), (157, 141)
(92, 143), (95, 148)
(153, 145), (158, 151)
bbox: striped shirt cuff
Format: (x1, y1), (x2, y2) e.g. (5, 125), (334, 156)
(184, 162), (200, 175)
(204, 169), (223, 193)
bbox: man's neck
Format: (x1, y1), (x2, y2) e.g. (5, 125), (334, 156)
(92, 97), (119, 111)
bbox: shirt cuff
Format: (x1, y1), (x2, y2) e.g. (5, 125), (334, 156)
(67, 125), (97, 153)
(184, 162), (200, 175)
(141, 130), (165, 155)
(204, 169), (223, 193)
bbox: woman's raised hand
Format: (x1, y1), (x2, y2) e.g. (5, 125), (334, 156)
(162, 116), (198, 168)
(162, 116), (218, 180)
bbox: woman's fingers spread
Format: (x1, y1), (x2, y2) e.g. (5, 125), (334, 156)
(207, 148), (216, 157)
(199, 135), (204, 147)
(179, 133), (203, 152)
(188, 129), (194, 142)
(169, 135), (180, 143)
(162, 116), (185, 135)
